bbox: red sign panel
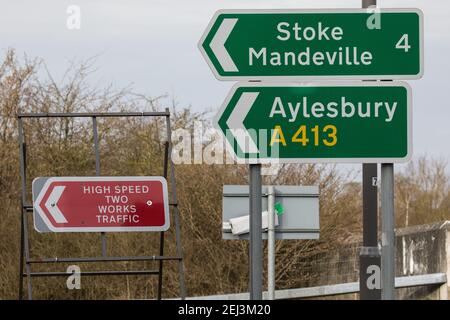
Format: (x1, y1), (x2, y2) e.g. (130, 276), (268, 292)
(32, 177), (170, 232)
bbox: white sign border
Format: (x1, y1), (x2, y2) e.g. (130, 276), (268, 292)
(214, 81), (413, 164)
(33, 176), (170, 233)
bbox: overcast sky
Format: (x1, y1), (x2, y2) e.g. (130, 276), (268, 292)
(0, 0), (449, 168)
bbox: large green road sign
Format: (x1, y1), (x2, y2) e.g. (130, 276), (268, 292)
(199, 9), (423, 80)
(215, 82), (411, 163)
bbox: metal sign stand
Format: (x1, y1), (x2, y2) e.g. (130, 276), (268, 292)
(267, 186), (275, 300)
(381, 163), (395, 299)
(249, 163), (262, 300)
(359, 0), (383, 301)
(17, 110), (186, 300)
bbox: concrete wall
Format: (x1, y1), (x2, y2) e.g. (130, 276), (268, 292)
(288, 221), (449, 299)
(395, 221), (449, 299)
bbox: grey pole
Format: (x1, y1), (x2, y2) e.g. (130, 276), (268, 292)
(267, 185), (275, 300)
(381, 163), (395, 299)
(165, 109), (187, 299)
(92, 116), (107, 257)
(249, 163), (263, 300)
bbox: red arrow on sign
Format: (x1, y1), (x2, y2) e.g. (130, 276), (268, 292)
(32, 177), (170, 233)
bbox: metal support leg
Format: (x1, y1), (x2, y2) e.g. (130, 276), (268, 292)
(22, 209), (33, 300)
(92, 116), (107, 257)
(157, 232), (165, 300)
(381, 163), (395, 300)
(157, 141), (170, 300)
(173, 206), (186, 299)
(165, 110), (186, 299)
(18, 206), (25, 300)
(267, 186), (275, 300)
(249, 163), (262, 300)
(18, 118), (33, 299)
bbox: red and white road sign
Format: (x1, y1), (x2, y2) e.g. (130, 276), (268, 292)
(32, 176), (170, 233)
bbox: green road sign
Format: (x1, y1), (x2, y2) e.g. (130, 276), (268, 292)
(215, 82), (411, 163)
(199, 9), (423, 80)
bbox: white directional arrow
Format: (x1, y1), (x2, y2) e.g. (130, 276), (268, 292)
(210, 18), (238, 72)
(44, 186), (68, 223)
(226, 92), (259, 154)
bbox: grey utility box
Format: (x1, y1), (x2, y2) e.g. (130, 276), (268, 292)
(222, 185), (320, 240)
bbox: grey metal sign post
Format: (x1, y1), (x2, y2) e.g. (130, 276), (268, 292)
(249, 163), (263, 300)
(267, 186), (275, 300)
(359, 0), (396, 300)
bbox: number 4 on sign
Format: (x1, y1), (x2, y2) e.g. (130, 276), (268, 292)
(396, 34), (411, 52)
